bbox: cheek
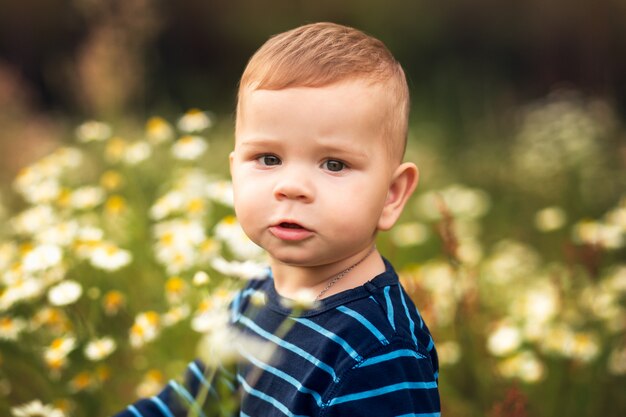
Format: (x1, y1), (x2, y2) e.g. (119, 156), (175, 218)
(233, 197), (263, 243)
(232, 178), (254, 217)
(328, 188), (387, 229)
(333, 177), (388, 209)
(232, 168), (257, 198)
(233, 186), (259, 217)
(232, 174), (270, 221)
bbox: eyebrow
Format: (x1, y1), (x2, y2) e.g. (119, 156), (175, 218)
(238, 138), (280, 148)
(238, 137), (369, 160)
(316, 142), (368, 160)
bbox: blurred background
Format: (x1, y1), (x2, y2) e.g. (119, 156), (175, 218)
(2, 0), (625, 181)
(1, 0), (625, 416)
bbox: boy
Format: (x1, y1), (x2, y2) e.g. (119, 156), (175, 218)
(117, 22), (440, 417)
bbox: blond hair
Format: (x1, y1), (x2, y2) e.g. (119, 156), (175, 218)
(236, 22), (410, 161)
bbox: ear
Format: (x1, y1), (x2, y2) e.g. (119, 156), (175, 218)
(377, 162), (419, 231)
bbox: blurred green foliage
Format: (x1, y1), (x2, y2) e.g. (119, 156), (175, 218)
(0, 1), (625, 416)
(0, 103), (624, 416)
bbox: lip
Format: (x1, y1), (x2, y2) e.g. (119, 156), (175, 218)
(269, 220), (314, 241)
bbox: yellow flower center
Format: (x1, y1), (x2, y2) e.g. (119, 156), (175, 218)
(188, 198), (204, 213)
(106, 195), (127, 214)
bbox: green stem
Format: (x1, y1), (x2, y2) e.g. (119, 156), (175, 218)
(187, 365), (217, 417)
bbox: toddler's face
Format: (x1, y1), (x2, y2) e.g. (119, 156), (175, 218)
(231, 80), (399, 267)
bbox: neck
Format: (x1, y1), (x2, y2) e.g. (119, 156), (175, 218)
(270, 246), (385, 300)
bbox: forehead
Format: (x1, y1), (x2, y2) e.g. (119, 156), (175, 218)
(236, 80), (391, 147)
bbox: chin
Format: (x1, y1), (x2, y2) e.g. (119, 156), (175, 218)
(267, 248), (319, 267)
(271, 255), (312, 267)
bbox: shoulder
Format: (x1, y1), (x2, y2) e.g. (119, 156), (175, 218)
(319, 337), (440, 417)
(333, 268), (436, 356)
(295, 270), (439, 364)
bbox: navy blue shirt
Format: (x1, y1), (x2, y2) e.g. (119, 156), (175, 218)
(115, 260), (440, 417)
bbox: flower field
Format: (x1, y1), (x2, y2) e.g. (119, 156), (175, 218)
(0, 94), (625, 416)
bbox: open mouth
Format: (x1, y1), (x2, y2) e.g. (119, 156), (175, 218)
(280, 222), (304, 229)
(270, 221), (312, 241)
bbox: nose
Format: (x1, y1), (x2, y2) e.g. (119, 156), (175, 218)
(273, 167), (314, 202)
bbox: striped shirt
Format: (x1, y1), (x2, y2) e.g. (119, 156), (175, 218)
(115, 259), (440, 417)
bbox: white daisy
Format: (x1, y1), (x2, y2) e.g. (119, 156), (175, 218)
(0, 242), (18, 271)
(206, 180), (234, 207)
(487, 322), (522, 357)
(19, 178), (62, 204)
(129, 312), (160, 348)
(89, 243), (132, 271)
(161, 304), (191, 327)
(192, 271), (210, 286)
(177, 109), (213, 132)
(534, 206), (567, 232)
(43, 335), (76, 370)
(70, 186), (105, 210)
(11, 205), (56, 235)
(497, 351), (545, 383)
(146, 116), (174, 144)
(171, 135), (208, 160)
(0, 278), (45, 311)
(11, 399), (66, 417)
(214, 216), (264, 260)
(48, 280), (83, 306)
(124, 141), (152, 165)
(154, 219), (207, 249)
(210, 257), (267, 280)
(0, 316), (28, 341)
(391, 222), (430, 247)
(155, 243), (196, 274)
(150, 191), (185, 220)
(35, 221), (79, 247)
(22, 244), (63, 272)
(84, 337), (116, 361)
(49, 146), (83, 169)
(76, 120), (112, 142)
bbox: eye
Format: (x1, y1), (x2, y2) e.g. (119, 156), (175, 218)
(257, 154), (281, 166)
(322, 159), (346, 172)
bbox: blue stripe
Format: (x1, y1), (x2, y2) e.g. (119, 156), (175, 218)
(126, 405), (143, 417)
(238, 346), (324, 406)
(337, 306), (388, 345)
(328, 381), (438, 406)
(239, 315), (338, 381)
(294, 317), (362, 362)
(168, 381), (207, 417)
(384, 286), (396, 331)
(242, 287), (260, 298)
(398, 290), (418, 347)
(238, 375), (309, 417)
(427, 336), (434, 351)
(189, 361), (212, 389)
(414, 305), (424, 329)
(396, 413), (441, 417)
(230, 291), (242, 322)
(360, 349), (425, 367)
(150, 396), (175, 417)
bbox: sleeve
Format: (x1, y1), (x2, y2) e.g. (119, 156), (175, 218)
(320, 342), (440, 417)
(112, 360), (239, 417)
(113, 287), (250, 417)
